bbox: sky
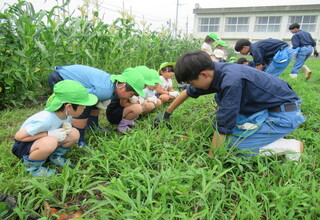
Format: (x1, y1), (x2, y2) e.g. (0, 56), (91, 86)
(1, 0), (320, 34)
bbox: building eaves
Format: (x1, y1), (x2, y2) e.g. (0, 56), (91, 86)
(193, 4), (320, 14)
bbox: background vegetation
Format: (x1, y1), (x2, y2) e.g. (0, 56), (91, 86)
(0, 0), (319, 219)
(0, 0), (201, 109)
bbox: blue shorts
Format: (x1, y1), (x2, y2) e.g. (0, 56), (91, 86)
(106, 97), (123, 124)
(12, 140), (35, 159)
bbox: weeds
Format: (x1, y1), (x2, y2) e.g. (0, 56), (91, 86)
(0, 1), (319, 219)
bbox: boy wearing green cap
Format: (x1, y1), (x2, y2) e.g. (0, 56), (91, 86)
(141, 68), (163, 114)
(48, 65), (146, 146)
(106, 67), (146, 132)
(215, 40), (228, 61)
(201, 32), (218, 60)
(229, 57), (236, 63)
(12, 80), (98, 177)
(156, 62), (180, 103)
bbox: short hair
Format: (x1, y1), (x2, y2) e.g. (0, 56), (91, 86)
(57, 103), (79, 112)
(125, 83), (135, 93)
(204, 36), (215, 43)
(175, 50), (214, 84)
(234, 39), (251, 52)
(236, 57), (248, 64)
(289, 23), (300, 30)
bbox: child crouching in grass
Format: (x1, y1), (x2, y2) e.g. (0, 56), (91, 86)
(106, 68), (146, 132)
(126, 66), (162, 115)
(12, 80), (98, 177)
(156, 62), (179, 103)
(141, 68), (163, 114)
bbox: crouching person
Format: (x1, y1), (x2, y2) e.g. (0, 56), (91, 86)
(12, 80), (98, 177)
(155, 50), (306, 162)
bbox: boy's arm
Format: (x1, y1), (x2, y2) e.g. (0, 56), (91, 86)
(14, 128), (47, 142)
(154, 90), (189, 123)
(255, 64), (264, 70)
(209, 131), (226, 156)
(166, 89), (189, 113)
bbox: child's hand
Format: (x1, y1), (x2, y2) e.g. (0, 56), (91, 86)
(129, 95), (139, 104)
(48, 128), (67, 142)
(129, 95), (144, 104)
(62, 122), (72, 135)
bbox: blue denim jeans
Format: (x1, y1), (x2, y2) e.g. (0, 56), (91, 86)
(291, 46), (313, 74)
(265, 47), (294, 77)
(229, 101), (306, 153)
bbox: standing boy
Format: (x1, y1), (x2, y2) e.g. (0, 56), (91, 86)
(234, 39), (294, 77)
(155, 50), (305, 161)
(12, 80), (98, 177)
(289, 23), (319, 80)
(201, 33), (219, 60)
(48, 65), (146, 147)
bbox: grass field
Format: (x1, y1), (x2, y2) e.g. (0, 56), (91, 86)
(0, 58), (319, 219)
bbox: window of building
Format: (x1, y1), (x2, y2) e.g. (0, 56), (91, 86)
(254, 16), (281, 32)
(288, 16), (317, 32)
(225, 17), (249, 32)
(198, 17), (220, 32)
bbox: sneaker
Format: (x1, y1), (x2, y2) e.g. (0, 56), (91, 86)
(78, 140), (88, 148)
(285, 139), (303, 162)
(305, 71), (312, 80)
(49, 155), (72, 167)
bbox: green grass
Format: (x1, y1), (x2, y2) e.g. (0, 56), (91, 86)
(0, 58), (320, 219)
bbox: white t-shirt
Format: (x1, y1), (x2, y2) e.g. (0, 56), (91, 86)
(20, 110), (71, 136)
(159, 76), (173, 91)
(143, 87), (156, 98)
(201, 42), (213, 56)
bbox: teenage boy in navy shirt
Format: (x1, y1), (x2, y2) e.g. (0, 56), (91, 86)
(289, 23), (319, 80)
(156, 50), (305, 161)
(234, 38), (294, 77)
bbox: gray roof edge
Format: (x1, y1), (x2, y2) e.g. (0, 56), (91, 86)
(193, 4), (320, 14)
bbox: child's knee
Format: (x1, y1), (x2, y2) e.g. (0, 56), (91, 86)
(125, 103), (143, 115)
(159, 94), (169, 102)
(68, 128), (80, 141)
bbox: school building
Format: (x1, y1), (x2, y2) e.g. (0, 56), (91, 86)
(193, 4), (320, 48)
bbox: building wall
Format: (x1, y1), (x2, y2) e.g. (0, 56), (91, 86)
(193, 5), (320, 48)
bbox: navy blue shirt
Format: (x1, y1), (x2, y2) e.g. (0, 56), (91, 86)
(249, 39), (288, 66)
(186, 62), (299, 135)
(291, 29), (316, 49)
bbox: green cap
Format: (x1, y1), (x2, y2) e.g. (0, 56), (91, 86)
(111, 67), (146, 98)
(135, 66), (155, 86)
(158, 62), (175, 73)
(230, 57), (236, 60)
(45, 80), (98, 112)
(208, 32), (218, 42)
(149, 69), (163, 84)
(216, 40), (227, 47)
